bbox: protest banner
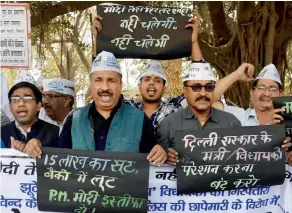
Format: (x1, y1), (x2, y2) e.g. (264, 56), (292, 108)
(272, 96), (292, 138)
(96, 5), (192, 59)
(36, 148), (149, 213)
(0, 3), (31, 69)
(1, 149), (292, 213)
(175, 125), (286, 194)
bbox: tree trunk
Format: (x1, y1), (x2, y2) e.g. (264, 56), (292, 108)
(160, 59), (183, 97)
(200, 1), (292, 108)
(207, 1), (231, 46)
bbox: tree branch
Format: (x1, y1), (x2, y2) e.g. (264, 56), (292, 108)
(207, 1), (231, 46)
(48, 45), (66, 78)
(71, 24), (91, 72)
(265, 3), (278, 64)
(31, 1), (149, 28)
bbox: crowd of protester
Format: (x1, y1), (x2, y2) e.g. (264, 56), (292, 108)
(1, 14), (292, 167)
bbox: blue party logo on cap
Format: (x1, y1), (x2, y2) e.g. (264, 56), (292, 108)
(48, 81), (64, 92)
(106, 56), (120, 70)
(92, 55), (102, 67)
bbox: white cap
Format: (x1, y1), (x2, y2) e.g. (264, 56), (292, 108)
(43, 78), (75, 97)
(91, 51), (122, 75)
(35, 75), (44, 88)
(14, 70), (36, 85)
(182, 63), (216, 82)
(137, 61), (168, 86)
(254, 64), (282, 86)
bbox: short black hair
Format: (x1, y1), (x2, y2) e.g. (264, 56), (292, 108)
(8, 82), (42, 103)
(69, 95), (74, 108)
(252, 79), (283, 92)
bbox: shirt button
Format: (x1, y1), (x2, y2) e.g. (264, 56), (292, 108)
(100, 136), (104, 140)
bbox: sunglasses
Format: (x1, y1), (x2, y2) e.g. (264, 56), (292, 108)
(185, 83), (215, 92)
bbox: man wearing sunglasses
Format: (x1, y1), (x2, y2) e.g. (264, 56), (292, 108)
(157, 63), (242, 165)
(39, 78), (75, 134)
(1, 72), (59, 155)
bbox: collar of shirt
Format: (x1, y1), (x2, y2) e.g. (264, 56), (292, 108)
(183, 106), (219, 123)
(123, 96), (184, 131)
(62, 109), (74, 126)
(246, 108), (272, 125)
(247, 108), (257, 119)
(88, 97), (123, 130)
(14, 119), (37, 139)
(57, 109), (74, 135)
(122, 95), (166, 110)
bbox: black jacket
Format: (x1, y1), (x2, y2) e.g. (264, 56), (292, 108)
(1, 119), (59, 148)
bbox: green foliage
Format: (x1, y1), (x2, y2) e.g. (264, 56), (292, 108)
(30, 7), (95, 95)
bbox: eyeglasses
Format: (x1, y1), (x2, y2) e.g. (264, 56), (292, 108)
(254, 85), (280, 93)
(185, 83), (215, 92)
(42, 94), (67, 100)
(10, 96), (36, 103)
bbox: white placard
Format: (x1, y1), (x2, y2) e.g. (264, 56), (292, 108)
(0, 3), (31, 69)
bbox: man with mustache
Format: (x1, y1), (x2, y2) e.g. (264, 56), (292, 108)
(92, 14), (203, 133)
(213, 64), (281, 126)
(212, 63), (292, 162)
(157, 63), (242, 165)
(39, 78), (75, 134)
(29, 51), (167, 165)
(1, 71), (59, 154)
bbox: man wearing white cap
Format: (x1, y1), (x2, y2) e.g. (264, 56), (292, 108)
(1, 70), (59, 155)
(212, 63), (292, 163)
(213, 63), (285, 126)
(100, 14), (203, 132)
(39, 78), (75, 134)
(93, 13), (203, 112)
(157, 63), (242, 165)
(55, 51), (167, 165)
(123, 61), (185, 132)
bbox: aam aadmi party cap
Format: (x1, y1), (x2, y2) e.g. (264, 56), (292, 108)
(137, 61), (168, 86)
(254, 64), (282, 86)
(91, 51), (122, 75)
(35, 75), (44, 88)
(182, 63), (216, 82)
(14, 70), (36, 85)
(43, 78), (75, 97)
(8, 70), (42, 101)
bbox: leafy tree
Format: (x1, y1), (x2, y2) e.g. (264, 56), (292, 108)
(24, 1), (292, 106)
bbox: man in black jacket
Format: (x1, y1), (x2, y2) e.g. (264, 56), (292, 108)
(1, 71), (59, 158)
